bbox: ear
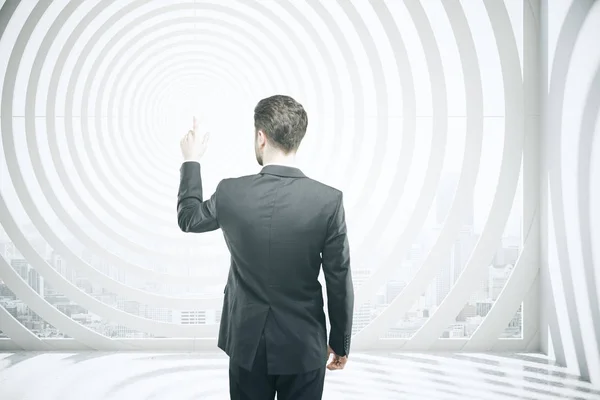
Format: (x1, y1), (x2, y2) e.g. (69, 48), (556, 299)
(257, 130), (267, 145)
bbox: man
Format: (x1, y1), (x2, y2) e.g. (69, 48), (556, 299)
(177, 95), (354, 399)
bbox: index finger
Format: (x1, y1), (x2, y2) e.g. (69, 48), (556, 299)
(193, 116), (197, 133)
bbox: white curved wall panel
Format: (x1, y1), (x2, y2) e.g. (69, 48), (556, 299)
(0, 0), (538, 357)
(540, 0), (600, 385)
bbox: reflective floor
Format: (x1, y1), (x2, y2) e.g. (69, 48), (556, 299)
(0, 352), (599, 399)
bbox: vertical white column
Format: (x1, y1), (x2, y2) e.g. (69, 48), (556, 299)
(522, 0), (541, 351)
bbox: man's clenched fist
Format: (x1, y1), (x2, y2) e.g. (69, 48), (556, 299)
(326, 345), (348, 371)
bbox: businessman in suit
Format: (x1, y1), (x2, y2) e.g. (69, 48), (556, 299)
(177, 95), (354, 399)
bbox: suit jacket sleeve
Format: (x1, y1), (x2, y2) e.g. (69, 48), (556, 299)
(177, 161), (221, 233)
(322, 192), (354, 357)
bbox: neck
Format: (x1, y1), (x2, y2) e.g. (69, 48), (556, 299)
(263, 152), (296, 166)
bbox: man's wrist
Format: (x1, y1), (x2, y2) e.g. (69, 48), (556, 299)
(183, 158), (201, 163)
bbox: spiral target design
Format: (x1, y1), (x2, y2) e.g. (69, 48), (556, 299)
(0, 0), (534, 352)
(1, 352), (600, 399)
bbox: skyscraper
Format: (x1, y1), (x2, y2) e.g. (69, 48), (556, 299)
(488, 264), (512, 301)
(352, 268), (373, 334)
(28, 268), (42, 295)
(11, 258), (29, 280)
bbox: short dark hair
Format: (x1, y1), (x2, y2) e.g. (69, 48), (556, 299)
(254, 95), (308, 153)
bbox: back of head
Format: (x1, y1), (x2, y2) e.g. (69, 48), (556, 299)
(254, 95), (308, 154)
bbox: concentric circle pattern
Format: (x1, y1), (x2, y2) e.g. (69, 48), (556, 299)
(1, 352), (600, 400)
(0, 0), (539, 355)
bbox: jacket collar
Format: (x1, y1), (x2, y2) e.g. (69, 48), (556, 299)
(259, 164), (306, 178)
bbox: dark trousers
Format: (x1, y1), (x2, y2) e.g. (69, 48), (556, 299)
(229, 331), (326, 399)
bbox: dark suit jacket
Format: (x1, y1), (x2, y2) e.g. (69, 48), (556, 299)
(177, 162), (354, 375)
